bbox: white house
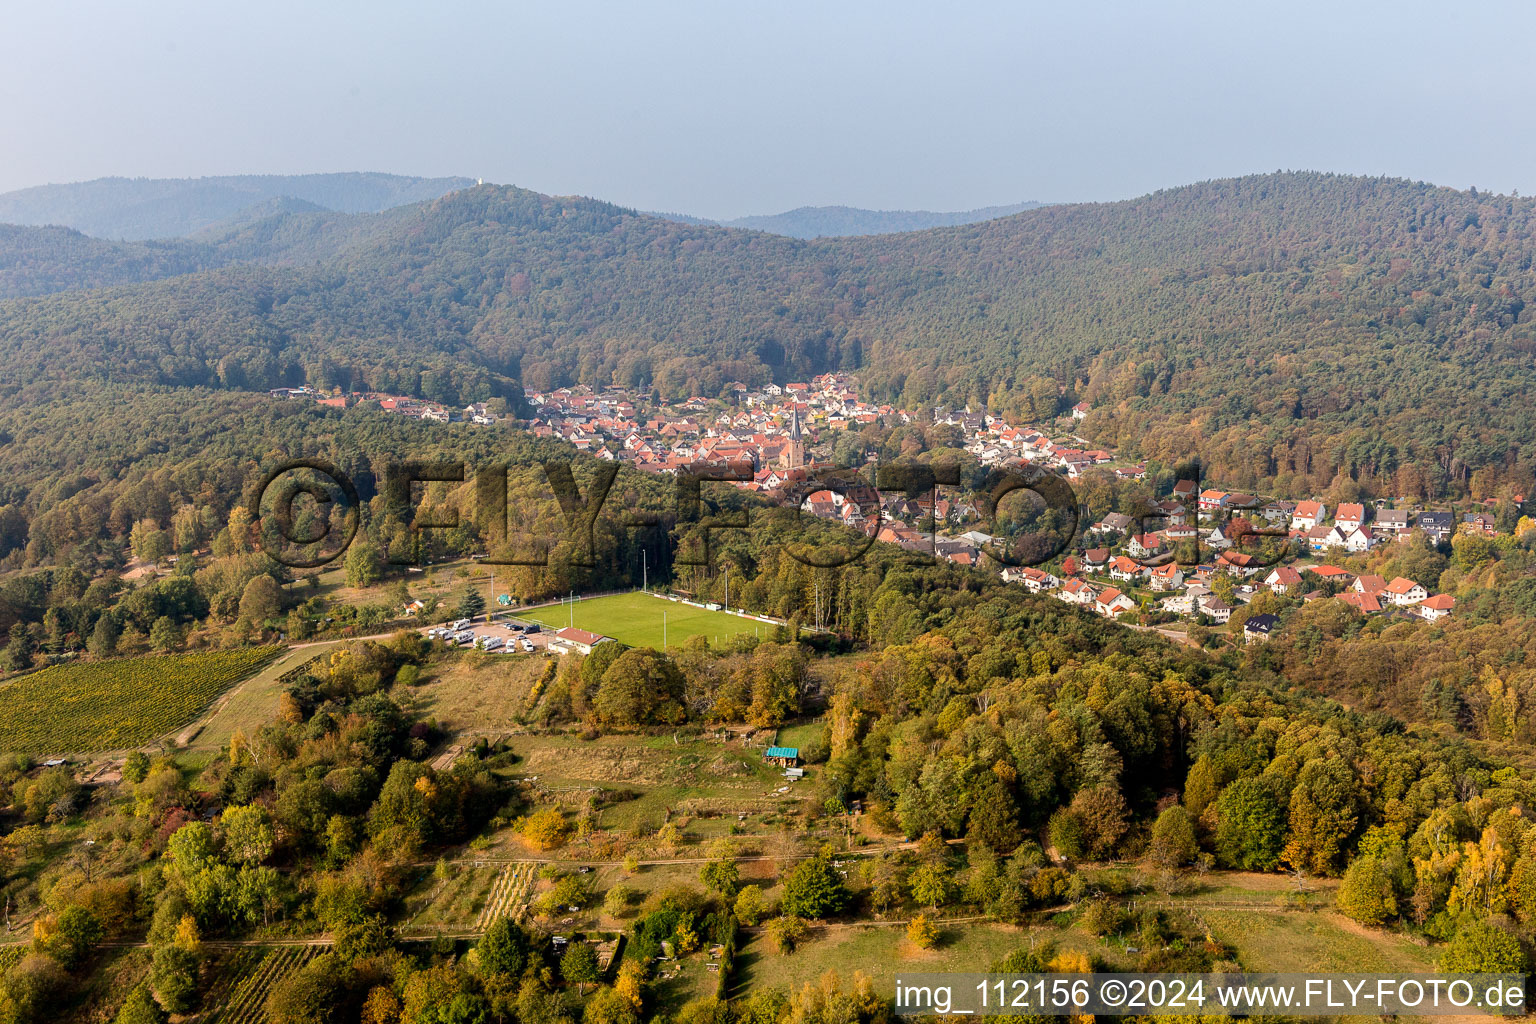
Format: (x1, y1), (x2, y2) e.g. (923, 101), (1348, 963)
(1419, 594), (1456, 621)
(1198, 490), (1230, 515)
(1205, 523), (1238, 551)
(1095, 587), (1136, 618)
(1198, 595), (1232, 624)
(1383, 576), (1428, 606)
(1375, 509), (1414, 535)
(1291, 500), (1326, 531)
(1057, 579), (1097, 606)
(1018, 567), (1059, 593)
(1108, 556), (1146, 583)
(1334, 503), (1367, 532)
(1323, 524), (1374, 553)
(1263, 566), (1303, 594)
(1089, 513), (1134, 536)
(1342, 526), (1376, 553)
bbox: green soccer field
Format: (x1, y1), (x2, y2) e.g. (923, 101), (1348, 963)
(519, 591), (777, 648)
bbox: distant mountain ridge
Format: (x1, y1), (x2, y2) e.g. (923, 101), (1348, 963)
(646, 200), (1047, 237)
(0, 199), (422, 299)
(0, 172), (474, 240)
(5, 172), (1536, 500)
(719, 200), (1047, 237)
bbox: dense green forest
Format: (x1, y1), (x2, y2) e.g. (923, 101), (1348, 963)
(0, 205), (421, 300)
(3, 172), (1535, 495)
(0, 226), (212, 299)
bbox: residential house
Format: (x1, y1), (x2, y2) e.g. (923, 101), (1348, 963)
(1304, 525), (1335, 551)
(1155, 499), (1189, 525)
(1262, 500), (1296, 525)
(1383, 576), (1428, 606)
(1244, 613), (1280, 643)
(1108, 556), (1146, 583)
(1263, 566), (1303, 595)
(1198, 490), (1229, 515)
(1339, 591), (1383, 614)
(1335, 503), (1367, 532)
(1057, 579), (1097, 606)
(1419, 593), (1456, 621)
(1343, 526), (1376, 553)
(1083, 547), (1111, 570)
(1205, 522), (1239, 551)
(1089, 512), (1134, 536)
(1291, 500), (1326, 531)
(1072, 402), (1091, 420)
(1198, 595), (1232, 624)
(1353, 575), (1388, 596)
(1462, 512), (1499, 537)
(1095, 587), (1136, 618)
(1375, 509), (1414, 535)
(1323, 523), (1374, 553)
(1001, 568), (1062, 592)
(1216, 551), (1263, 577)
(1014, 567), (1060, 593)
(1128, 533), (1165, 560)
(1148, 562), (1185, 591)
(1418, 511), (1454, 543)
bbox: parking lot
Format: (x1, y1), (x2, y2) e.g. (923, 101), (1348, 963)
(422, 615), (561, 654)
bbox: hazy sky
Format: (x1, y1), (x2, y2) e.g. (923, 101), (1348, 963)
(5, 0), (1534, 218)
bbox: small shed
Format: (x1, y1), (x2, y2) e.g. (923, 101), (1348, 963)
(764, 746), (800, 768)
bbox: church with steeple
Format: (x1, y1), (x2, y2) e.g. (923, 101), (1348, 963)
(777, 404), (806, 471)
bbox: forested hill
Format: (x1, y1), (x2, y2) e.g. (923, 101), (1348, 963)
(0, 171), (474, 239)
(0, 203), (417, 299)
(0, 225), (212, 299)
(2, 172), (1535, 496)
(718, 200), (1045, 237)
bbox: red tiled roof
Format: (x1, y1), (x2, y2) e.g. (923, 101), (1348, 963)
(1339, 592), (1382, 613)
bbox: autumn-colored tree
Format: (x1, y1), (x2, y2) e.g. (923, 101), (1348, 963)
(522, 808), (569, 851)
(906, 913), (939, 949)
(734, 884), (767, 926)
(1449, 828), (1511, 917)
(767, 915), (806, 954)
